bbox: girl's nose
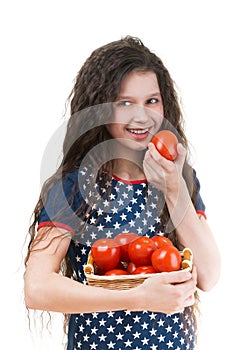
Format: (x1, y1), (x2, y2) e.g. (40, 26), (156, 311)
(131, 105), (149, 123)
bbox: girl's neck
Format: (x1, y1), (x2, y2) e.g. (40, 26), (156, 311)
(112, 159), (146, 181)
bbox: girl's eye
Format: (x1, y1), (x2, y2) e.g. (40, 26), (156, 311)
(115, 101), (131, 107)
(147, 98), (158, 104)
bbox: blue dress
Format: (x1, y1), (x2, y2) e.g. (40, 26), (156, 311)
(38, 166), (205, 350)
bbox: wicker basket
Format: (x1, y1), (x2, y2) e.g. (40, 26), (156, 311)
(84, 248), (193, 290)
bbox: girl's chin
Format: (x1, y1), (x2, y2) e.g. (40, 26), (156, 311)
(117, 139), (148, 152)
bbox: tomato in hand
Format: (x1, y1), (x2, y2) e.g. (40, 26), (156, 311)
(114, 232), (139, 262)
(151, 245), (182, 272)
(128, 236), (156, 266)
(151, 235), (173, 249)
(104, 269), (129, 276)
(151, 130), (178, 161)
(132, 265), (156, 275)
(91, 238), (121, 271)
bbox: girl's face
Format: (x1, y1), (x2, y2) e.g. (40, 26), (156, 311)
(107, 70), (164, 151)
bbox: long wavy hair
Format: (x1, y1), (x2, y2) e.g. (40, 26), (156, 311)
(25, 35), (199, 340)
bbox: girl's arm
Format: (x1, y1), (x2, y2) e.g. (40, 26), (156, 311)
(24, 227), (196, 314)
(164, 176), (221, 291)
(143, 143), (221, 292)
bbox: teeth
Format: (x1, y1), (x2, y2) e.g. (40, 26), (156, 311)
(128, 128), (149, 134)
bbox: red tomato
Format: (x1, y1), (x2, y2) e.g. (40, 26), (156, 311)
(132, 265), (156, 275)
(151, 245), (182, 272)
(91, 238), (121, 271)
(151, 130), (178, 161)
(151, 235), (173, 249)
(114, 232), (139, 261)
(128, 236), (156, 266)
(126, 261), (137, 274)
(95, 266), (106, 275)
(104, 269), (129, 276)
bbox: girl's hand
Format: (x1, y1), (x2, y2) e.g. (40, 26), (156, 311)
(133, 267), (197, 315)
(143, 142), (187, 195)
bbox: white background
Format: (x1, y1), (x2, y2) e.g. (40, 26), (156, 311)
(1, 1), (233, 349)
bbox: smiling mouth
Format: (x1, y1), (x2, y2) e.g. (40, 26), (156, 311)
(127, 128), (149, 135)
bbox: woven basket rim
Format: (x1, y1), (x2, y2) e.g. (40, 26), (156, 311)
(84, 248), (193, 284)
(84, 265), (191, 280)
(85, 271), (157, 281)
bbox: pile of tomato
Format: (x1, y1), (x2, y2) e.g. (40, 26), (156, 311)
(91, 233), (182, 276)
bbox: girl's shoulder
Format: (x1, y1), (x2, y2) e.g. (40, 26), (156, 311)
(63, 165), (95, 185)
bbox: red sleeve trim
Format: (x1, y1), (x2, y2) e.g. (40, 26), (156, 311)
(37, 221), (75, 234)
(196, 210), (207, 220)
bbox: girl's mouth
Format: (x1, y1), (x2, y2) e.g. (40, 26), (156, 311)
(127, 128), (150, 139)
(128, 128), (149, 134)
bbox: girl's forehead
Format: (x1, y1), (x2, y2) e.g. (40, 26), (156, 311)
(118, 71), (160, 96)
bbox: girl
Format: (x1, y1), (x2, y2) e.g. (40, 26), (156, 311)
(24, 36), (220, 349)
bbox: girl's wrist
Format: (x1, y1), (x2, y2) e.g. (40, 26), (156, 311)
(164, 176), (187, 204)
(122, 284), (145, 312)
(164, 178), (192, 230)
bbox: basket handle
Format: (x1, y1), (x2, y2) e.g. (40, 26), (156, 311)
(181, 248), (193, 271)
(84, 252), (94, 275)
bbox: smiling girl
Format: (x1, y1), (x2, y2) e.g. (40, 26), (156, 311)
(24, 36), (220, 349)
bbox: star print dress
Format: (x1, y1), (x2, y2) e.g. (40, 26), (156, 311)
(38, 166), (206, 350)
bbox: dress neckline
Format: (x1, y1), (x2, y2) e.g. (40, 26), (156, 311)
(112, 174), (147, 185)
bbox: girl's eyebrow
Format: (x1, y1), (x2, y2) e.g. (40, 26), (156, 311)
(116, 92), (161, 100)
(147, 92), (161, 97)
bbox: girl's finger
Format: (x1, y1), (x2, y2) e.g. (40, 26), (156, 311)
(183, 293), (195, 308)
(159, 270), (192, 285)
(174, 143), (186, 168)
(147, 142), (174, 169)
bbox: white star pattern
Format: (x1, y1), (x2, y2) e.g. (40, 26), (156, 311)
(97, 223), (104, 231)
(136, 189), (142, 195)
(83, 334), (89, 341)
(116, 316), (124, 324)
(158, 335), (165, 343)
(122, 192), (128, 199)
(150, 328), (157, 336)
(134, 211), (141, 218)
(158, 319), (165, 327)
(125, 339), (133, 347)
(133, 315), (141, 323)
(111, 206), (118, 214)
(125, 324), (133, 332)
(107, 341), (115, 349)
(89, 217), (96, 224)
(141, 337), (150, 345)
(97, 208), (103, 216)
(166, 325), (172, 333)
(133, 331), (141, 339)
(104, 214), (112, 222)
(113, 221), (121, 229)
(120, 213), (127, 221)
(116, 332), (124, 340)
(99, 318), (106, 326)
(141, 322), (149, 330)
(99, 334), (107, 341)
(107, 325), (115, 333)
(167, 340), (174, 348)
(41, 167), (200, 350)
(90, 326), (98, 334)
(150, 345), (158, 350)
